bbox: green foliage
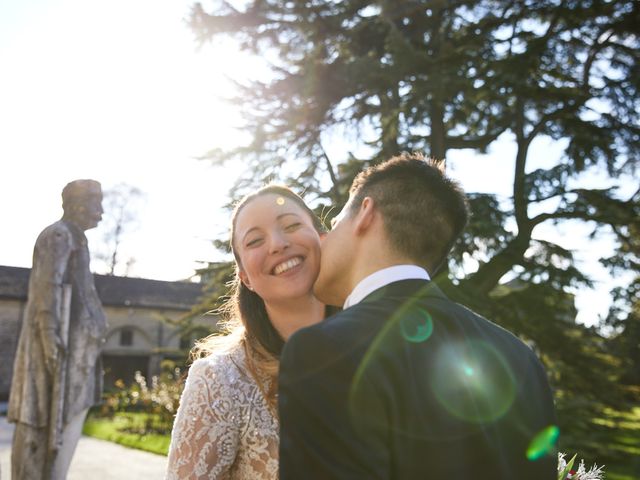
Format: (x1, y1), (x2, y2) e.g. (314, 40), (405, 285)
(83, 363), (180, 456)
(95, 360), (185, 436)
(559, 405), (640, 479)
(192, 0), (515, 192)
(190, 0), (639, 308)
(193, 260), (236, 314)
(611, 307), (640, 385)
(189, 0), (640, 473)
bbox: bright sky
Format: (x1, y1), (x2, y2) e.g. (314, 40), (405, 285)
(0, 0), (249, 280)
(0, 0), (633, 327)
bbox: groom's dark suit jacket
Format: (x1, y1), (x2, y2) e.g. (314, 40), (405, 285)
(278, 279), (557, 479)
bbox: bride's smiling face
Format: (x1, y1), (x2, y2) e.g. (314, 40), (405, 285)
(233, 193), (322, 305)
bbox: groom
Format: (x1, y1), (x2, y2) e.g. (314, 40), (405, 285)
(278, 153), (557, 479)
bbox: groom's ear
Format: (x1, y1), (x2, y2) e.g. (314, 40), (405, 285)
(354, 196), (375, 235)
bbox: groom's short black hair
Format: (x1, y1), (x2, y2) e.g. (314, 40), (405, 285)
(348, 152), (469, 274)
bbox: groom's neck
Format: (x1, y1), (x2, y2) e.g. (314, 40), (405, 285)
(346, 237), (415, 300)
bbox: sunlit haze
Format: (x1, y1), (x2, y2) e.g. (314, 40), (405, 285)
(0, 0), (250, 280)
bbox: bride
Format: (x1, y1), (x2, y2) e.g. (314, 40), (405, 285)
(166, 185), (329, 479)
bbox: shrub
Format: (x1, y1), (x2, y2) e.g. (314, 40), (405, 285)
(96, 359), (185, 435)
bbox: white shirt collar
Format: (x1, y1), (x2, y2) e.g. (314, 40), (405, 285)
(343, 265), (431, 309)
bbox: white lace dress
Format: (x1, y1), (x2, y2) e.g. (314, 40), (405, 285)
(166, 344), (279, 479)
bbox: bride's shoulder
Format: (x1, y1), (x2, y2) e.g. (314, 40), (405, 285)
(188, 342), (249, 386)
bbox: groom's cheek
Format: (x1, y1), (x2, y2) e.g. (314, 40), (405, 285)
(320, 231), (334, 249)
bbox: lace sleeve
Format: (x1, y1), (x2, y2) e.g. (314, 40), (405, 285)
(166, 357), (241, 480)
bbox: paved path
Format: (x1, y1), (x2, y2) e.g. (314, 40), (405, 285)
(0, 416), (167, 480)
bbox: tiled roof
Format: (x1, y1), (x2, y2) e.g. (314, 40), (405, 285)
(0, 265), (204, 310)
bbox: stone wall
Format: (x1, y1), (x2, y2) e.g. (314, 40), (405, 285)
(0, 299), (24, 400)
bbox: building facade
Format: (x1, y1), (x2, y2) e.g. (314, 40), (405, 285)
(0, 265), (213, 401)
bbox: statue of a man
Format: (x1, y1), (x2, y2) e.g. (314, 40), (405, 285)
(8, 179), (108, 480)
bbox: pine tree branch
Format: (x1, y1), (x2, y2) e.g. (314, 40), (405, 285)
(445, 128), (507, 150)
(319, 143), (340, 203)
(513, 98), (531, 229)
(583, 30), (616, 87)
(530, 210), (592, 227)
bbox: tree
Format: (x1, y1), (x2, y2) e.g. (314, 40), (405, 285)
(94, 183), (145, 276)
(191, 0), (638, 296)
(458, 0), (640, 296)
(604, 186), (640, 385)
(192, 0), (512, 202)
(190, 0), (639, 469)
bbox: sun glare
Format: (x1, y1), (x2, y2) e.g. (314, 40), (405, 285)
(0, 0), (252, 280)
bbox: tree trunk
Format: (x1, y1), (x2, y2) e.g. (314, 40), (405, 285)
(465, 101), (534, 295)
(379, 87), (400, 162)
(463, 229), (532, 295)
(430, 99), (446, 160)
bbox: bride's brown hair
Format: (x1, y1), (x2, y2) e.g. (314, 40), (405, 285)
(191, 185), (326, 413)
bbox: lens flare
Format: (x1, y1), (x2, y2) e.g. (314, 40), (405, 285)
(526, 425), (559, 460)
(400, 308), (433, 343)
(349, 299), (435, 432)
(431, 340), (516, 424)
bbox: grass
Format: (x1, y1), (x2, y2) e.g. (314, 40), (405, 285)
(82, 412), (170, 456)
(594, 406), (640, 480)
(83, 405), (640, 478)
